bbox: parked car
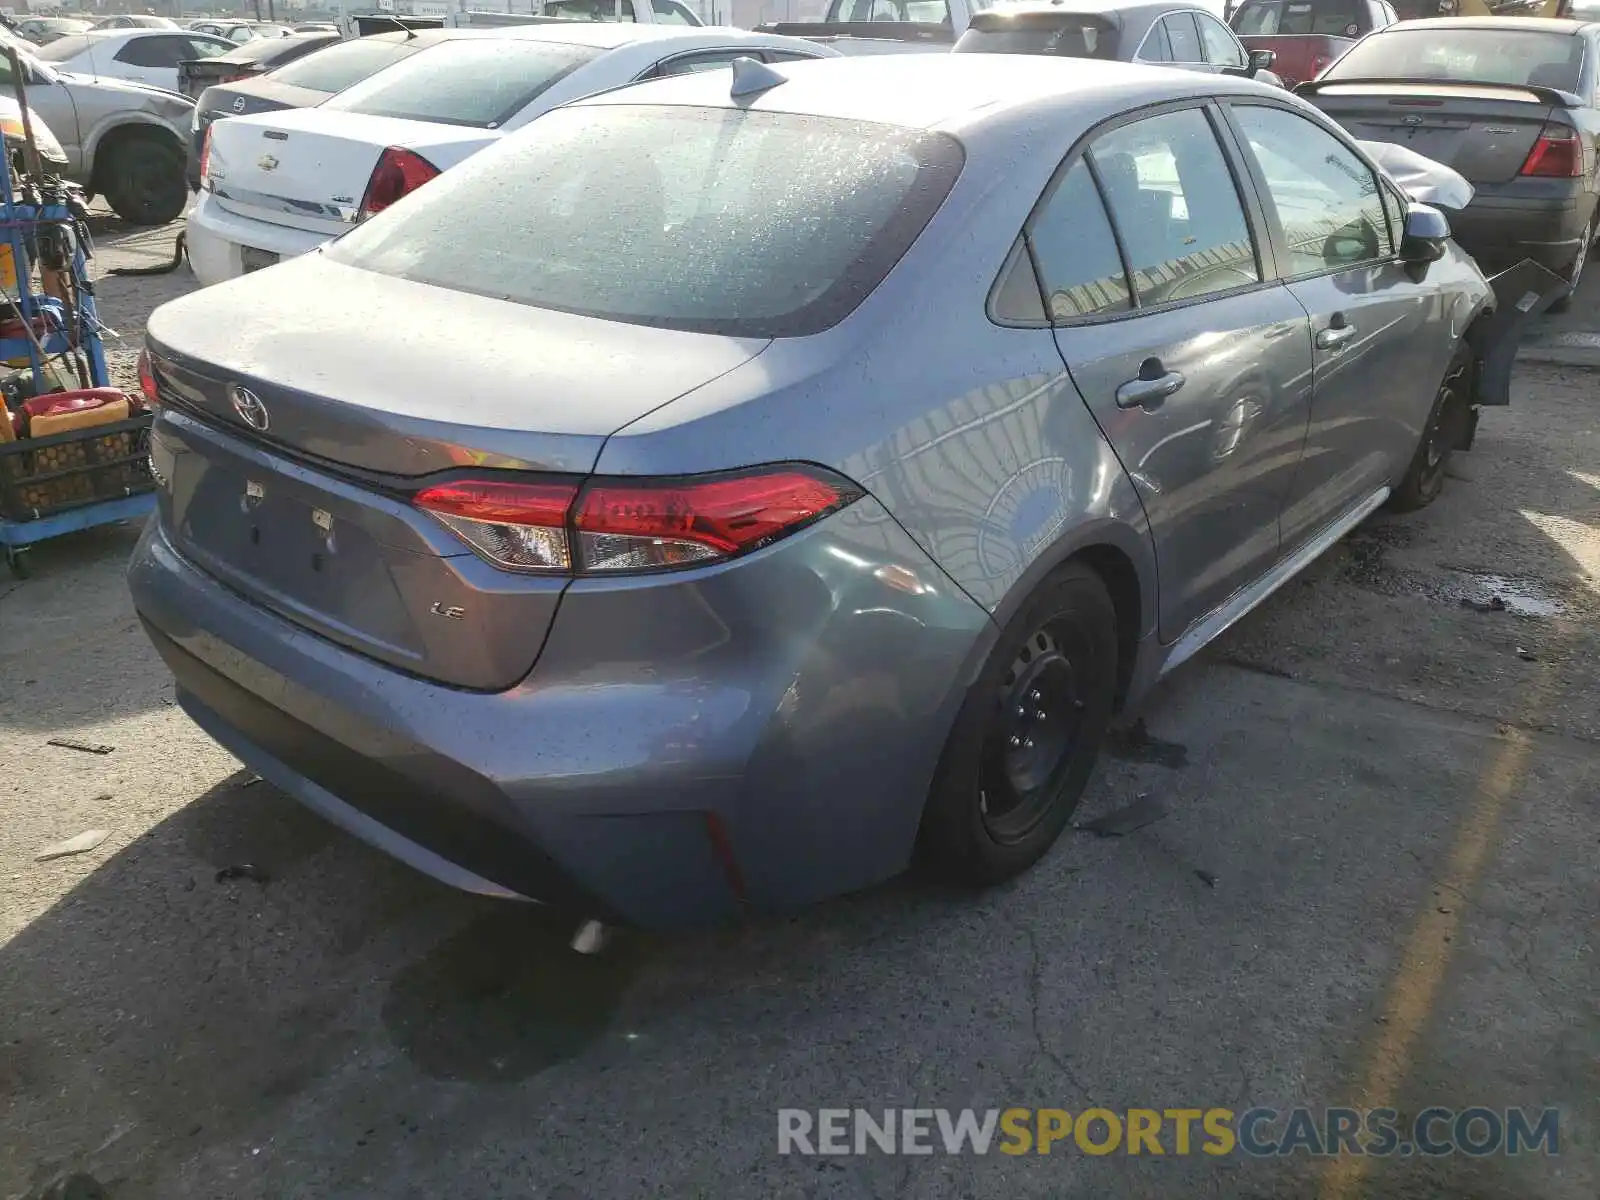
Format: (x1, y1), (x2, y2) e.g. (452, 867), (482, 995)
(185, 32), (424, 190)
(187, 25), (837, 285)
(1297, 16), (1600, 305)
(132, 54), (1554, 928)
(0, 49), (193, 222)
(190, 20), (294, 43)
(454, 0), (703, 24)
(1229, 0), (1397, 85)
(35, 29), (236, 91)
(94, 14), (181, 30)
(16, 17), (93, 46)
(955, 0), (1285, 87)
(177, 30), (340, 99)
(292, 22), (341, 33)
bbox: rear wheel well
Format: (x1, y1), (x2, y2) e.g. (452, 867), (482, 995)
(1069, 544), (1141, 710)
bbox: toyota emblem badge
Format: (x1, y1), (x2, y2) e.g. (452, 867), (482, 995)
(230, 385), (270, 432)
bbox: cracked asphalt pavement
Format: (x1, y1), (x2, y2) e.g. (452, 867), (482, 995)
(0, 220), (1595, 1199)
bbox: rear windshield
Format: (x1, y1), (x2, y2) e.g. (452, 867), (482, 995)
(219, 33), (331, 67)
(327, 105), (964, 338)
(1232, 0), (1366, 36)
(954, 12), (1118, 57)
(1323, 27), (1585, 90)
(321, 38), (600, 127)
(824, 0), (953, 21)
(265, 35), (419, 93)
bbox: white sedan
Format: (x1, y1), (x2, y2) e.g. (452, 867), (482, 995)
(34, 28), (236, 91)
(187, 24), (836, 287)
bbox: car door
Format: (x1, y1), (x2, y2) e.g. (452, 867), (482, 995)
(1220, 101), (1443, 550)
(1035, 103), (1315, 640)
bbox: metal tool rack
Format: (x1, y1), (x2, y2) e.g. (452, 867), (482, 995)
(0, 45), (153, 578)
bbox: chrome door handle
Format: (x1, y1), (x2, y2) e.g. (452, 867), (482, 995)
(1116, 370), (1185, 410)
(1315, 323), (1357, 351)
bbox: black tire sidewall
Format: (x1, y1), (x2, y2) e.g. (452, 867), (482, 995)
(1391, 347), (1470, 513)
(920, 563), (1120, 885)
(105, 137), (185, 226)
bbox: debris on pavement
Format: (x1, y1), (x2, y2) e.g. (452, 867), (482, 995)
(1194, 869), (1219, 888)
(45, 736), (115, 755)
(1516, 646), (1540, 662)
(1078, 792), (1172, 837)
(1103, 718), (1189, 769)
(35, 828), (110, 861)
(1459, 595), (1507, 613)
(214, 863), (270, 885)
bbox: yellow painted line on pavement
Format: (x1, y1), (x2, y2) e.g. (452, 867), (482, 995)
(1318, 722), (1535, 1200)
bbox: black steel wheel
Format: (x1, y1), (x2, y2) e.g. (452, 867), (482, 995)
(921, 561), (1120, 884)
(103, 134), (187, 227)
(1391, 351), (1469, 513)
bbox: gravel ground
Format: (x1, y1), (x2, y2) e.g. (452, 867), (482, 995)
(0, 220), (1594, 1200)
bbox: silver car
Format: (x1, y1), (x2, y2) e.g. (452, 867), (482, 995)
(2, 50), (193, 223)
(130, 55), (1537, 928)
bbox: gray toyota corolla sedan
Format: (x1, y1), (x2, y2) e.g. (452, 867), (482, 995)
(130, 53), (1538, 929)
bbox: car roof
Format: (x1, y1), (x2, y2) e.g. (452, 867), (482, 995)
(1374, 15), (1590, 32)
(581, 51), (1269, 133)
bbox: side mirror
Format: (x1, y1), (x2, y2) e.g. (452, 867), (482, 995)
(1399, 203), (1451, 266)
(1248, 48), (1276, 74)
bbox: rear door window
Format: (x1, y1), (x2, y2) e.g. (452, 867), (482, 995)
(1231, 104), (1394, 274)
(1196, 13), (1245, 66)
(650, 49), (750, 76)
(1026, 159), (1132, 320)
(113, 34), (192, 67)
(322, 38), (603, 127)
(1088, 107), (1260, 307)
(1162, 13), (1203, 63)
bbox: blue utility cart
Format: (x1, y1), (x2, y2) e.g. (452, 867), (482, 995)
(0, 50), (153, 578)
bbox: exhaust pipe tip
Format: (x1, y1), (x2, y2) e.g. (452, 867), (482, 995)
(570, 918), (608, 955)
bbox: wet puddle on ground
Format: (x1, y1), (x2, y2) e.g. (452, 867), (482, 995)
(1434, 570), (1567, 617)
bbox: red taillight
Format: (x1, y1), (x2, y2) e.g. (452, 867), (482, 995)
(1520, 123), (1582, 178)
(136, 348), (159, 409)
(413, 466), (862, 575)
(357, 147), (440, 220)
(413, 479), (578, 572)
(198, 124), (213, 185)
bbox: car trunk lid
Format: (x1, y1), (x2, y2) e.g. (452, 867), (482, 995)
(204, 108), (495, 236)
(1299, 82), (1560, 184)
(144, 255), (771, 690)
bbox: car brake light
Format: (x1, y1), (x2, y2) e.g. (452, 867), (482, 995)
(357, 147), (440, 220)
(413, 479), (578, 571)
(1519, 123), (1582, 178)
(413, 466), (863, 575)
(198, 125), (212, 185)
(136, 348), (160, 408)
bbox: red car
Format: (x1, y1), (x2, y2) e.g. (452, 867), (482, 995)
(1228, 0), (1398, 84)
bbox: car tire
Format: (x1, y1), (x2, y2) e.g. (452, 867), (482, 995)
(102, 133), (187, 227)
(1547, 207), (1595, 315)
(919, 561), (1119, 886)
(1389, 348), (1471, 513)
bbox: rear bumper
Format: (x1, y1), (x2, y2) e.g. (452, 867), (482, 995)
(184, 190), (331, 287)
(128, 498), (992, 928)
(1448, 187), (1595, 275)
